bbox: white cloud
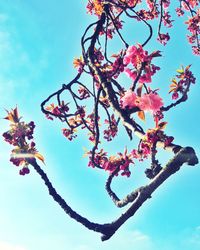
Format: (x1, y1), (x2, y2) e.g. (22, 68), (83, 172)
(0, 242), (27, 250)
(0, 12), (48, 108)
(32, 229), (157, 250)
(73, 230), (155, 250)
(186, 227), (200, 248)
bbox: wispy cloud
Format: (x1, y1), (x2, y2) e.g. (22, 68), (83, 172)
(73, 230), (155, 250)
(0, 241), (27, 250)
(185, 227), (200, 249)
(0, 12), (48, 107)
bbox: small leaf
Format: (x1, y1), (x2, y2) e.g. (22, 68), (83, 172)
(158, 121), (167, 130)
(185, 64), (191, 71)
(4, 107), (20, 123)
(170, 83), (177, 88)
(34, 152), (45, 164)
(111, 53), (119, 58)
(73, 56), (83, 68)
(176, 66), (184, 74)
(171, 78), (177, 84)
(138, 111), (145, 121)
(151, 50), (162, 58)
(169, 87), (176, 93)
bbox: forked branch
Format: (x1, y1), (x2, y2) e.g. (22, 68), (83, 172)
(29, 146), (198, 241)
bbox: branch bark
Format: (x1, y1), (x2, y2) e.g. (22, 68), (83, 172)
(29, 146), (198, 241)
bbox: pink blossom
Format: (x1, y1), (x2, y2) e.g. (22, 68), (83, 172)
(123, 44), (148, 67)
(157, 33), (170, 45)
(124, 44), (161, 83)
(176, 8), (184, 17)
(120, 90), (137, 109)
(172, 92), (179, 100)
(192, 46), (200, 55)
(162, 0), (170, 9)
(138, 92), (163, 113)
(124, 68), (137, 81)
(182, 0), (198, 10)
(146, 0), (154, 10)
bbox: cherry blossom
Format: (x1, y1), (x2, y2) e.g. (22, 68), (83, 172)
(120, 90), (137, 109)
(138, 92), (164, 113)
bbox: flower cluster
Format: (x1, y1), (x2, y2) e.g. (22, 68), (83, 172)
(86, 0), (104, 16)
(101, 52), (125, 79)
(87, 148), (134, 177)
(185, 10), (200, 55)
(85, 119), (174, 178)
(162, 0), (170, 9)
(61, 107), (86, 140)
(147, 0), (170, 10)
(122, 0), (141, 8)
(175, 1), (199, 55)
(2, 108), (44, 175)
(162, 11), (173, 28)
(45, 101), (69, 120)
(86, 0), (136, 17)
(181, 0), (198, 10)
(176, 8), (184, 17)
(104, 114), (118, 141)
(78, 87), (90, 99)
(157, 33), (170, 45)
(86, 113), (100, 143)
(73, 56), (85, 73)
(169, 65), (196, 100)
(62, 128), (77, 141)
(100, 18), (123, 39)
(121, 90), (163, 114)
(136, 8), (159, 21)
(139, 124), (174, 160)
(123, 44), (161, 84)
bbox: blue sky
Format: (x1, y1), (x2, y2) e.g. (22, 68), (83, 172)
(0, 1), (200, 250)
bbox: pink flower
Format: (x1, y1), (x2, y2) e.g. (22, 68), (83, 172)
(124, 44), (161, 83)
(124, 68), (137, 81)
(172, 92), (179, 100)
(182, 0), (198, 10)
(192, 46), (200, 55)
(157, 33), (170, 45)
(163, 0), (170, 9)
(138, 92), (163, 113)
(120, 90), (137, 109)
(176, 8), (184, 17)
(123, 44), (148, 67)
(146, 0), (154, 9)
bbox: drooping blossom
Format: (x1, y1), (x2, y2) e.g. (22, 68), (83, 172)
(123, 44), (161, 83)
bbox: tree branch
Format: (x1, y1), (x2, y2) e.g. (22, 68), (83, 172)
(29, 146), (198, 241)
